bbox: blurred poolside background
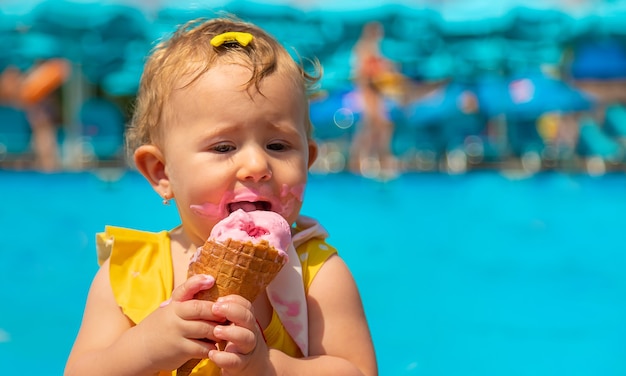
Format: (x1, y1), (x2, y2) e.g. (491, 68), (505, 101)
(2, 0), (626, 174)
(2, 0), (626, 375)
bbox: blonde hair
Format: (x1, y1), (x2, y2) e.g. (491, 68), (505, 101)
(126, 16), (321, 155)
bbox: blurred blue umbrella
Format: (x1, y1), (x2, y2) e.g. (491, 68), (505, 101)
(0, 30), (60, 71)
(29, 1), (111, 61)
(474, 72), (596, 159)
(472, 74), (511, 119)
(570, 40), (626, 80)
(387, 5), (439, 43)
(505, 40), (564, 74)
(474, 71), (595, 120)
(413, 52), (456, 81)
(505, 72), (595, 120)
(403, 81), (475, 127)
(506, 5), (574, 43)
(397, 80), (488, 160)
(29, 1), (150, 82)
(434, 0), (515, 38)
(447, 38), (508, 78)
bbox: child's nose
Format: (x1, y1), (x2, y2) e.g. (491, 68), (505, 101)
(237, 146), (272, 182)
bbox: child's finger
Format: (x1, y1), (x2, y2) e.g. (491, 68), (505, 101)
(179, 316), (222, 340)
(208, 348), (240, 369)
(170, 274), (215, 303)
(214, 324), (257, 355)
(177, 299), (226, 323)
(211, 298), (255, 329)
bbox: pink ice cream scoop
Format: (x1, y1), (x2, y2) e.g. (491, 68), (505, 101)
(208, 209), (291, 259)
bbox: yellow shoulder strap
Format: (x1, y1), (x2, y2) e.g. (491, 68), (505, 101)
(96, 226), (173, 324)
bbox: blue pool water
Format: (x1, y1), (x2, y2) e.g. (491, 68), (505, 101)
(1, 170), (626, 375)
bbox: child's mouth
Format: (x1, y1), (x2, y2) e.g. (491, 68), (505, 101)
(228, 201), (271, 213)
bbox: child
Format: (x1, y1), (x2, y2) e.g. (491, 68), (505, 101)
(64, 16), (378, 376)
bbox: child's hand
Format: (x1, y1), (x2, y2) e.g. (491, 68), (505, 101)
(132, 274), (225, 372)
(209, 295), (272, 376)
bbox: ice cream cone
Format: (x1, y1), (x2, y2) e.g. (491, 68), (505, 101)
(190, 238), (286, 301)
(176, 238), (287, 376)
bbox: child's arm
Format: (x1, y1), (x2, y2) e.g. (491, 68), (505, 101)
(64, 261), (223, 376)
(303, 254), (377, 375)
(209, 254), (378, 376)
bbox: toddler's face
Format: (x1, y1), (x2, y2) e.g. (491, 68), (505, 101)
(160, 63), (316, 244)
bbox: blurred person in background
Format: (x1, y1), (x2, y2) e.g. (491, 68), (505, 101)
(0, 59), (69, 172)
(349, 21), (400, 179)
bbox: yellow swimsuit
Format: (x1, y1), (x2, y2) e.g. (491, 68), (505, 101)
(96, 225), (337, 376)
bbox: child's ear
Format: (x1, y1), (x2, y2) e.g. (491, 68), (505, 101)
(134, 145), (170, 197)
(307, 140), (318, 169)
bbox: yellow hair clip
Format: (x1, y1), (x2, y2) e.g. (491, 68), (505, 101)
(210, 32), (254, 47)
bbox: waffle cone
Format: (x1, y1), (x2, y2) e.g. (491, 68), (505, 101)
(177, 238), (286, 376)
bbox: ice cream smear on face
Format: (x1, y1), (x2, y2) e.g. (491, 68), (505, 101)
(190, 184), (305, 220)
(207, 209), (291, 260)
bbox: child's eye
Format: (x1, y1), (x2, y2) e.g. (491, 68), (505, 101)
(267, 142), (288, 151)
(213, 144), (235, 153)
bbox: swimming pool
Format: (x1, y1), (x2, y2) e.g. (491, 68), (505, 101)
(1, 170), (626, 375)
